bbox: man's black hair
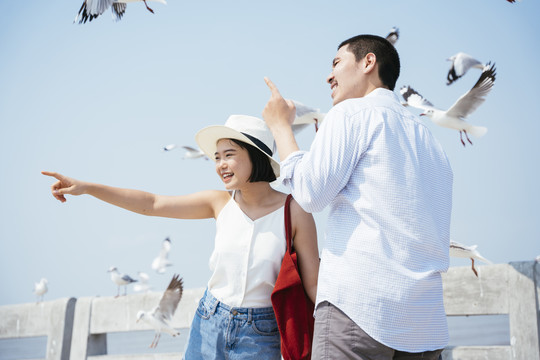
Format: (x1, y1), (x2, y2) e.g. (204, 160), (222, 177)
(338, 34), (400, 91)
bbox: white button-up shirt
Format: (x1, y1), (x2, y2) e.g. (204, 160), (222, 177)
(281, 88), (453, 352)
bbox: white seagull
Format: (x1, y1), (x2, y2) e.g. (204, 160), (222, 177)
(385, 27), (399, 46)
(446, 52), (485, 85)
(292, 100), (326, 133)
(107, 266), (138, 297)
(163, 145), (208, 160)
(33, 278), (48, 303)
(136, 274), (184, 348)
(152, 237), (173, 274)
(74, 0), (166, 24)
(152, 237), (172, 274)
(400, 62), (496, 146)
(450, 240), (492, 277)
(134, 271), (152, 293)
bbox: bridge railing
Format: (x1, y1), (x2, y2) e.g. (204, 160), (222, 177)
(1, 262), (539, 360)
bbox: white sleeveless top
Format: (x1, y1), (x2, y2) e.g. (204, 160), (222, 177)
(207, 193), (287, 308)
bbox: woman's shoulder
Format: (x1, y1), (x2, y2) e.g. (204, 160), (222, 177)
(195, 190), (231, 217)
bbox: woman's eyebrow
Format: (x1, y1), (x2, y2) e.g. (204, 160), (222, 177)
(214, 148), (237, 156)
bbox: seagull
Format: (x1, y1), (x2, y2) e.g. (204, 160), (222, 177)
(108, 266), (138, 297)
(134, 271), (152, 293)
(162, 144), (177, 151)
(292, 100), (326, 133)
(136, 274), (184, 348)
(74, 0), (166, 24)
(450, 240), (492, 277)
(400, 62), (496, 146)
(163, 145), (208, 160)
(446, 52), (485, 85)
(33, 278), (48, 303)
(152, 237), (173, 274)
(385, 27), (399, 46)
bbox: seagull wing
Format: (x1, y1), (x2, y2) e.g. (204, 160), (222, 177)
(447, 53), (483, 85)
(155, 275), (183, 322)
(293, 100), (319, 119)
(455, 54), (482, 78)
(446, 63), (496, 118)
(76, 0), (114, 23)
(181, 146), (202, 154)
(292, 100), (326, 131)
(400, 86), (436, 111)
(471, 250), (492, 264)
(181, 146), (207, 159)
(112, 3), (126, 21)
(121, 274), (137, 283)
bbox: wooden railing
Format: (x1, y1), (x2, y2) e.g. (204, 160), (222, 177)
(1, 262), (539, 360)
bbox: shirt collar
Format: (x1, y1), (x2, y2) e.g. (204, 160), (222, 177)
(365, 87), (399, 101)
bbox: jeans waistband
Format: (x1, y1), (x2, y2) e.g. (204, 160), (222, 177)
(202, 289), (276, 321)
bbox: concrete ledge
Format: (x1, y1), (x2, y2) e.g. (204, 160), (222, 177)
(70, 288), (204, 359)
(442, 261), (540, 359)
(0, 297), (76, 360)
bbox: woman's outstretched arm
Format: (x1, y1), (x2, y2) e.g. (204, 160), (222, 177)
(41, 171), (229, 219)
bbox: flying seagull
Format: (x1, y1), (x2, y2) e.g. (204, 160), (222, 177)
(450, 240), (492, 277)
(385, 27), (399, 46)
(134, 271), (152, 293)
(446, 52), (485, 85)
(74, 0), (166, 24)
(400, 62), (496, 146)
(108, 266), (138, 297)
(33, 278), (48, 303)
(292, 100), (326, 133)
(152, 237), (173, 274)
(163, 145), (208, 160)
(136, 274), (184, 348)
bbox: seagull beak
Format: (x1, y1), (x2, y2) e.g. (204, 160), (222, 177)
(419, 113), (425, 116)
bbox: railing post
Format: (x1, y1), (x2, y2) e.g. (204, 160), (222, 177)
(508, 261), (540, 359)
(70, 297), (107, 359)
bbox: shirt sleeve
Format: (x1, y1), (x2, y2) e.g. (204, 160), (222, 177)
(280, 105), (369, 213)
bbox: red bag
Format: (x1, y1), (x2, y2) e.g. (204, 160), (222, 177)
(271, 194), (315, 360)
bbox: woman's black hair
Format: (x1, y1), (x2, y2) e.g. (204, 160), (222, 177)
(230, 139), (277, 183)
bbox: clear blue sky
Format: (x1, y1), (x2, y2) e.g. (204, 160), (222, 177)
(1, 0), (539, 305)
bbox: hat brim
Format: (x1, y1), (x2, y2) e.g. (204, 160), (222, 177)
(195, 125), (280, 178)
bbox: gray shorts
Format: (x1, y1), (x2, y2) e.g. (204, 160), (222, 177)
(312, 301), (443, 360)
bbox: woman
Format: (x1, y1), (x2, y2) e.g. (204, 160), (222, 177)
(43, 114), (319, 359)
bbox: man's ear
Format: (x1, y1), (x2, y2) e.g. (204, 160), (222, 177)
(363, 53), (377, 74)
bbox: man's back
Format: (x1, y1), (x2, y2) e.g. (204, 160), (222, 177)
(281, 88), (453, 352)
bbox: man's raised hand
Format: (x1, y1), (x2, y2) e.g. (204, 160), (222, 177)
(262, 77), (296, 130)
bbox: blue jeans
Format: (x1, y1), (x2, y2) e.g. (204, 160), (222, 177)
(183, 289), (281, 360)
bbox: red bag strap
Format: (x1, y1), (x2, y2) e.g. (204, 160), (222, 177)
(285, 194), (293, 254)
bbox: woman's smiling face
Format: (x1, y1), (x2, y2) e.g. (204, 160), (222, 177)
(214, 139), (252, 189)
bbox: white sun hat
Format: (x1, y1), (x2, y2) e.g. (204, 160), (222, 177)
(195, 115), (280, 177)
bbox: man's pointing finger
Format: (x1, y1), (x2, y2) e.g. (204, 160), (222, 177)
(264, 77), (282, 97)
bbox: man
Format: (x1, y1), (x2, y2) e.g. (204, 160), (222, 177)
(262, 34), (452, 359)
